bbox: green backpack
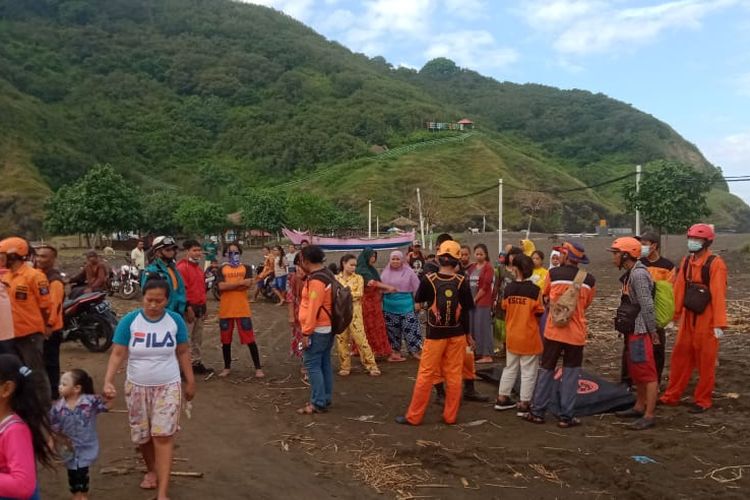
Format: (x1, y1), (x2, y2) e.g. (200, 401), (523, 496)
(653, 280), (675, 328)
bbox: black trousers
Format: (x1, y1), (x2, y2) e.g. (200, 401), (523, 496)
(44, 331), (62, 400)
(68, 466), (90, 493)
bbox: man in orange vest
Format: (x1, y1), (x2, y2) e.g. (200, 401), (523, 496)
(660, 224), (727, 413)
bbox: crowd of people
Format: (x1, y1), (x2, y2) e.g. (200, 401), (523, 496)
(0, 221), (729, 498)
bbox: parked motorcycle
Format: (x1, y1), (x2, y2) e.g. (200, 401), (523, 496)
(62, 291), (117, 352)
(255, 263), (277, 301)
(108, 258), (141, 300)
(204, 264), (221, 301)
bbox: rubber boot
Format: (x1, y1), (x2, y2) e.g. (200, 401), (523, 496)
(433, 383), (446, 405)
(463, 379), (490, 402)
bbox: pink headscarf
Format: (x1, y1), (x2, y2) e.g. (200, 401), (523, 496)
(380, 251), (420, 294)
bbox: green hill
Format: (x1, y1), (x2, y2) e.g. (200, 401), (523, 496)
(1, 0), (748, 236)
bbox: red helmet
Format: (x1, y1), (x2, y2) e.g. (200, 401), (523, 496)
(687, 223), (715, 241)
(607, 237), (641, 259)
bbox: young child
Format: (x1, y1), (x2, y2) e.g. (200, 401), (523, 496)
(49, 368), (110, 499)
(494, 254), (544, 415)
(0, 353), (55, 500)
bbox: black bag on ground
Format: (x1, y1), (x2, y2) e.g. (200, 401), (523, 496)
(682, 255), (716, 314)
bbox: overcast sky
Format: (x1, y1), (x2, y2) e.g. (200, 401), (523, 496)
(245, 0), (750, 203)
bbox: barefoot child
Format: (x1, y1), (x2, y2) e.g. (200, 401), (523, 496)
(49, 369), (110, 499)
(0, 353), (55, 499)
(494, 255), (544, 415)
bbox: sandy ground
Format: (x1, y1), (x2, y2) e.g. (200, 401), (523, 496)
(39, 232), (750, 499)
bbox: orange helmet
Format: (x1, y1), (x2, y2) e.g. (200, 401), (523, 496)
(0, 237), (30, 257)
(607, 237), (641, 259)
(687, 223), (714, 241)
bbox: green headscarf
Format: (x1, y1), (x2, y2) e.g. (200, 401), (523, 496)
(356, 248), (380, 283)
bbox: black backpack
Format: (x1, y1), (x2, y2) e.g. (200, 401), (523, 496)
(681, 255), (716, 314)
(309, 268), (353, 335)
(425, 273), (465, 330)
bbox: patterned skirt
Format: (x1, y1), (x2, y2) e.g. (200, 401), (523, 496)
(361, 287), (392, 357)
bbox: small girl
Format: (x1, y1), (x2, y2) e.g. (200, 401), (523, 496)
(0, 353), (54, 500)
(49, 369), (110, 499)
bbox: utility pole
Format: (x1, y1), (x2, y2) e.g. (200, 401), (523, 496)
(416, 188), (426, 248)
(368, 199), (372, 239)
(498, 179), (503, 256)
(635, 165), (642, 236)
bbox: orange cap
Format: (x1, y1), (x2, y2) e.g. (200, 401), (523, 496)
(437, 241), (461, 259)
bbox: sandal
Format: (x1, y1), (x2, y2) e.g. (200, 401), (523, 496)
(388, 354), (406, 363)
(139, 472), (157, 490)
(557, 417), (581, 428)
(338, 369), (350, 376)
(296, 402), (325, 415)
(523, 413), (545, 425)
(369, 368), (381, 377)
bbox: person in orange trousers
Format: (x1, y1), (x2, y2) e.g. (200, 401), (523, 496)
(660, 224), (727, 413)
(396, 241), (475, 426)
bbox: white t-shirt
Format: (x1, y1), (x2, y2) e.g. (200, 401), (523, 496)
(113, 309), (188, 386)
(131, 248), (145, 270)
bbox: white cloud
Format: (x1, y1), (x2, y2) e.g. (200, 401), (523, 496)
(443, 0), (487, 20)
(424, 30), (519, 70)
(518, 0), (739, 55)
(317, 8), (357, 32)
(701, 131), (750, 203)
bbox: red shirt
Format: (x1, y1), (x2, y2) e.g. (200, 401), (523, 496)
(176, 259), (206, 306)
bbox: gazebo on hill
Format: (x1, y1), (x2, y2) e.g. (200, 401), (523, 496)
(457, 118), (474, 130)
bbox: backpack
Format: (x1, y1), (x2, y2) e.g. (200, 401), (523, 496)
(653, 280), (675, 328)
(309, 268), (353, 335)
(425, 273), (465, 330)
(550, 269), (587, 327)
(681, 255), (716, 314)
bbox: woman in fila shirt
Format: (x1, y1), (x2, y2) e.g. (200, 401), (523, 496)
(103, 279), (195, 500)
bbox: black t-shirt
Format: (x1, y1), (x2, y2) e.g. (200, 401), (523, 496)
(415, 272), (475, 339)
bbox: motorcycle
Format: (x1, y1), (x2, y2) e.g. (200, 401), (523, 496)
(204, 265), (221, 301)
(62, 291), (117, 352)
(108, 258), (141, 300)
(254, 263), (277, 301)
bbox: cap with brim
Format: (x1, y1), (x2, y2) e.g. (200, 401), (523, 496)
(553, 241), (589, 265)
(437, 241), (461, 260)
(638, 232), (660, 244)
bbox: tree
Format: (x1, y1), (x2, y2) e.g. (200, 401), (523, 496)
(44, 164), (141, 245)
(140, 192), (183, 235)
(240, 189), (287, 233)
(174, 197), (227, 236)
(285, 193), (340, 233)
(623, 160), (716, 235)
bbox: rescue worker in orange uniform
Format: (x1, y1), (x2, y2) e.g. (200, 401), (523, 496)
(396, 241), (475, 425)
(0, 237), (53, 404)
(660, 223), (727, 413)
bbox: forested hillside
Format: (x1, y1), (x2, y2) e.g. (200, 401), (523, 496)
(1, 0), (747, 236)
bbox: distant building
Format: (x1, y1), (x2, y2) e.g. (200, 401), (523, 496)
(424, 118), (475, 131)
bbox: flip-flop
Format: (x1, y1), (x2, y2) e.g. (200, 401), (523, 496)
(139, 472), (157, 490)
(558, 417), (581, 428)
(296, 402), (325, 415)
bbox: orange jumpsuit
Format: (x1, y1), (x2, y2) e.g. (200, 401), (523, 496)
(660, 251), (727, 409)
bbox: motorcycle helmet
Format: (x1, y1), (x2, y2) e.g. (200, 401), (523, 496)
(151, 236), (177, 253)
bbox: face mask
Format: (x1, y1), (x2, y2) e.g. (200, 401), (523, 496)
(640, 245), (650, 258)
(188, 257), (200, 264)
(228, 253), (241, 266)
(687, 239), (703, 252)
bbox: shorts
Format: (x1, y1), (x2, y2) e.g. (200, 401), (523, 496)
(125, 380), (181, 444)
(274, 275), (288, 291)
(626, 334), (657, 384)
(68, 466), (90, 493)
(220, 317), (256, 345)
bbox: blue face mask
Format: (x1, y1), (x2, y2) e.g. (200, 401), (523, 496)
(640, 245), (650, 258)
(687, 239), (704, 252)
(228, 253), (241, 266)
